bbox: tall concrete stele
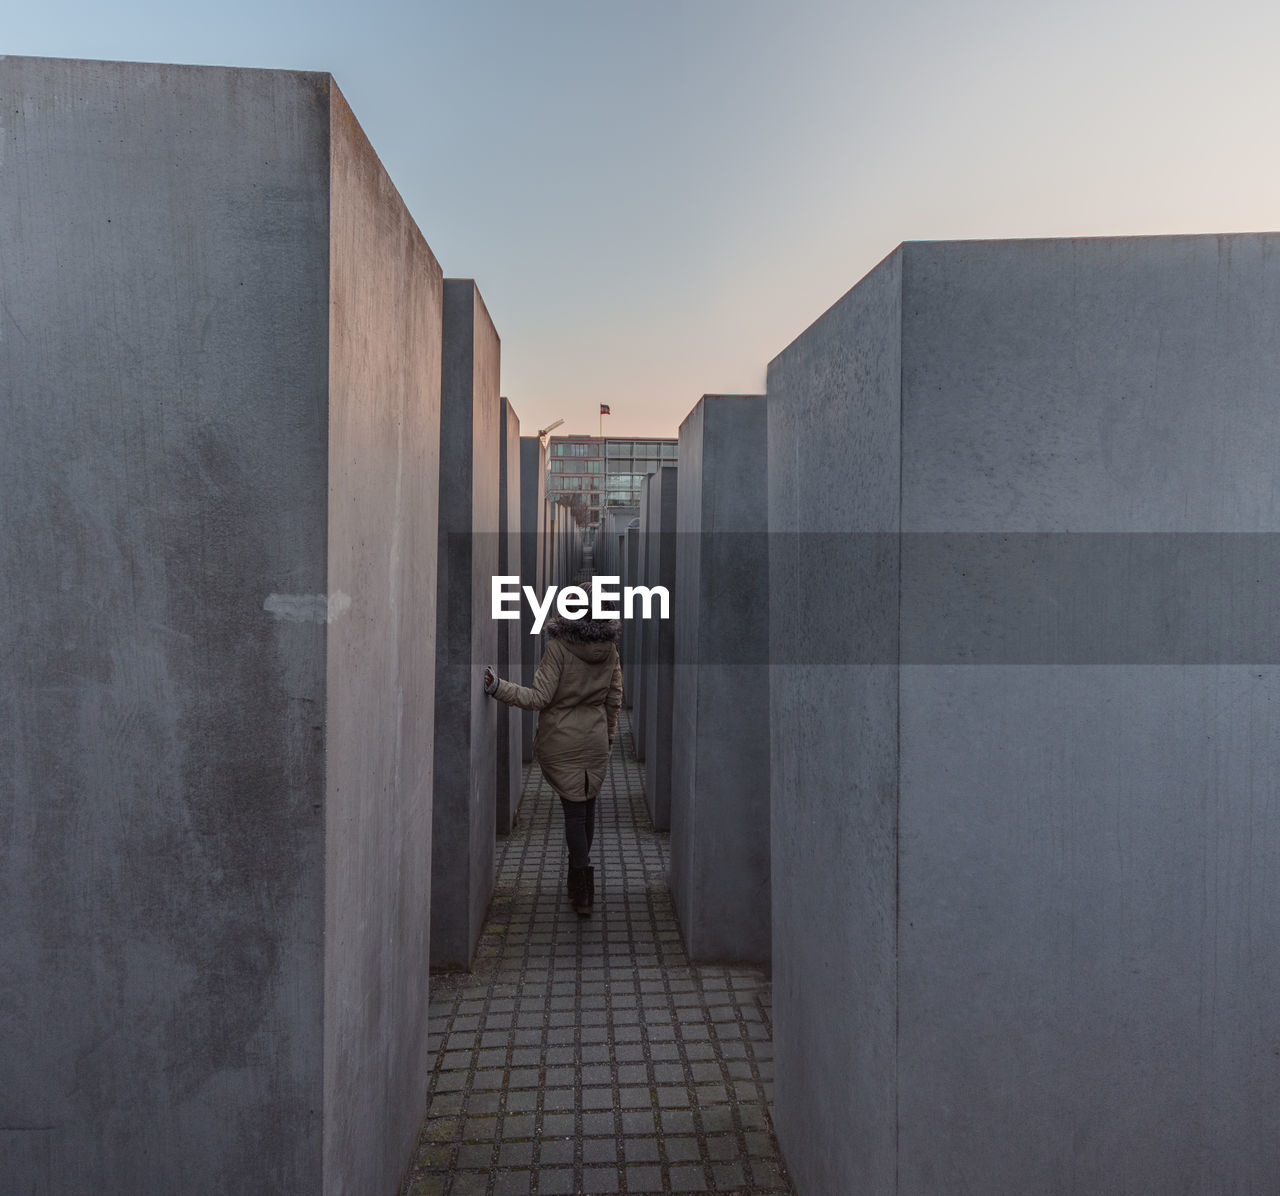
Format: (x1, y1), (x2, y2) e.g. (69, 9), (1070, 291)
(669, 395), (770, 965)
(496, 397), (523, 834)
(768, 232), (1280, 1194)
(640, 465), (678, 829)
(1, 57), (442, 1194)
(518, 436), (548, 763)
(431, 280), (501, 971)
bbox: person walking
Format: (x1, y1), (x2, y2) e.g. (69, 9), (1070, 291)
(483, 605), (622, 916)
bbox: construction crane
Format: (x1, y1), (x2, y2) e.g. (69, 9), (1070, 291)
(537, 418), (564, 443)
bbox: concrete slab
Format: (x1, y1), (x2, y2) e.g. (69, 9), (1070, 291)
(670, 396), (770, 964)
(431, 279), (501, 971)
(633, 474), (652, 759)
(624, 525), (640, 709)
(641, 466), (679, 829)
(768, 233), (1280, 1194)
(0, 56), (441, 1196)
(518, 436), (547, 763)
(767, 249), (902, 1196)
(495, 398), (522, 834)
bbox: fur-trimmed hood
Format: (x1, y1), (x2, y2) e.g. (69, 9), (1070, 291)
(544, 613), (621, 643)
(544, 613), (620, 664)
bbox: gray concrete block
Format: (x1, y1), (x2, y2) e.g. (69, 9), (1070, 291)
(518, 437), (547, 763)
(768, 233), (1280, 1194)
(641, 466), (679, 829)
(768, 248), (902, 1196)
(624, 525), (640, 709)
(495, 398), (522, 833)
(0, 56), (441, 1196)
(669, 396), (770, 964)
(324, 81), (442, 1196)
(431, 280), (501, 971)
(633, 474), (652, 758)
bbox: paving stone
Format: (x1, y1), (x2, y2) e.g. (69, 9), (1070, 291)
(497, 1140), (533, 1166)
(625, 1164), (663, 1191)
(746, 1130), (775, 1156)
(582, 1137), (619, 1164)
(538, 1139), (576, 1167)
(582, 1167), (620, 1193)
(657, 1086), (690, 1108)
(492, 1170), (532, 1195)
(501, 1114), (535, 1139)
(581, 1111), (615, 1137)
(695, 1083), (729, 1105)
(536, 1168), (576, 1194)
(623, 1137), (660, 1163)
(461, 1117), (496, 1142)
(665, 1135), (702, 1162)
(543, 1088), (575, 1112)
(660, 1109), (695, 1135)
(505, 1089), (538, 1113)
(582, 1087), (616, 1110)
(668, 1165), (709, 1191)
(700, 1105), (736, 1134)
(541, 1113), (575, 1137)
(705, 1134), (738, 1161)
(454, 1144), (492, 1170)
(621, 1109), (657, 1135)
(448, 1174), (489, 1196)
(430, 1091), (464, 1116)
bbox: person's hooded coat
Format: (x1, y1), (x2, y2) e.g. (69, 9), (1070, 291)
(492, 613), (622, 802)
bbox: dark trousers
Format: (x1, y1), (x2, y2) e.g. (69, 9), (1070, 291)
(559, 792), (597, 870)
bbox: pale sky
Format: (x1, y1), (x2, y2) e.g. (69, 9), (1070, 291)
(9, 0), (1280, 438)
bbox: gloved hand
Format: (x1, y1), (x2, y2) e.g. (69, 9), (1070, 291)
(483, 666), (499, 696)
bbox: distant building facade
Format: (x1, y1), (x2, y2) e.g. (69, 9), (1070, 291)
(546, 434), (678, 525)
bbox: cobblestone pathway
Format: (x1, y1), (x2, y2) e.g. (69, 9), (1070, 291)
(400, 711), (793, 1195)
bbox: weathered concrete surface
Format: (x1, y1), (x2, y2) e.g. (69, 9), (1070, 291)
(495, 398), (522, 833)
(633, 474), (653, 758)
(518, 436), (547, 763)
(670, 396), (770, 963)
(431, 280), (501, 971)
(323, 83), (442, 1196)
(896, 234), (1280, 1194)
(768, 249), (902, 1196)
(0, 56), (441, 1196)
(768, 233), (1280, 1194)
(641, 466), (678, 829)
(623, 525), (640, 708)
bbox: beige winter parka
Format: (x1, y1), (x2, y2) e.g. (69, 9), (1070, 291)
(491, 614), (623, 802)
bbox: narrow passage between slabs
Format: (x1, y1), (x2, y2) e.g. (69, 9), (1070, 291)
(400, 711), (793, 1196)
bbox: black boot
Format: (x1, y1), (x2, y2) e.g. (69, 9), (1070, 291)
(574, 866), (594, 917)
(567, 866), (585, 907)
